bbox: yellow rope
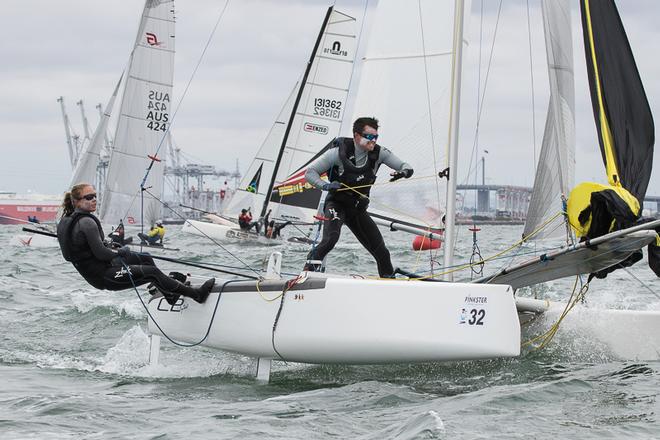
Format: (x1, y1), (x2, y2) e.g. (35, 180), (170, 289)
(362, 210), (567, 282)
(335, 174), (436, 192)
(408, 211), (565, 281)
(255, 278), (284, 302)
(335, 177), (441, 229)
(521, 276), (589, 350)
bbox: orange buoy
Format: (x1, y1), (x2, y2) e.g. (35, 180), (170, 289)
(412, 235), (441, 251)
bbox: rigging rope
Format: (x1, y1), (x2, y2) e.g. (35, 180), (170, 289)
(394, 210), (564, 281)
(123, 259), (243, 348)
(526, 0), (538, 171)
(142, 0), (231, 178)
(143, 188), (262, 278)
(416, 0), (443, 224)
(521, 276), (589, 350)
(462, 0), (503, 191)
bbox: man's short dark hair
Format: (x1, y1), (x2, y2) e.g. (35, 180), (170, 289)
(241, 209), (247, 213)
(353, 117), (379, 134)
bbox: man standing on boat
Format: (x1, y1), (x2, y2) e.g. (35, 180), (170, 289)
(303, 117), (414, 277)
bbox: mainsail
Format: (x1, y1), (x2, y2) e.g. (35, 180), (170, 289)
(266, 7), (357, 222)
(224, 7), (357, 224)
(350, 0), (467, 228)
(523, 0), (575, 240)
(100, 0), (175, 227)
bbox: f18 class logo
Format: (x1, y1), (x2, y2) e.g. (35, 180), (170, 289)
(146, 32), (161, 46)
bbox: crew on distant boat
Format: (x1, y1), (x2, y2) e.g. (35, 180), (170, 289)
(138, 221), (165, 245)
(303, 117), (414, 277)
(263, 209), (291, 239)
(220, 181), (228, 200)
(108, 219), (133, 246)
(27, 215), (40, 224)
(238, 208), (260, 233)
(56, 183), (214, 304)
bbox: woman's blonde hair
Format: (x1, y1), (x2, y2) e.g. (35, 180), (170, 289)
(61, 183), (91, 218)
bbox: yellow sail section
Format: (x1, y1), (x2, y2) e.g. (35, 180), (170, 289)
(567, 182), (639, 237)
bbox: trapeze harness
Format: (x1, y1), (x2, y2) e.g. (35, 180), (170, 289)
(326, 138), (381, 211)
(57, 212), (110, 289)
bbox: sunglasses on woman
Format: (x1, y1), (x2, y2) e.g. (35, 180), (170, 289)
(81, 193), (97, 201)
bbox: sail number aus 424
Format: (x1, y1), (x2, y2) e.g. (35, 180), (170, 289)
(146, 90), (170, 132)
(313, 98), (342, 119)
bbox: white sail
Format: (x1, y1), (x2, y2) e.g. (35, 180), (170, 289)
(68, 75), (122, 193)
(523, 0), (575, 240)
(350, 0), (468, 229)
(265, 8), (358, 223)
(100, 0), (175, 227)
(222, 83), (300, 221)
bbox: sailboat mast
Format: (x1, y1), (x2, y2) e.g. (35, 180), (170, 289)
(442, 0), (466, 281)
(259, 6), (334, 219)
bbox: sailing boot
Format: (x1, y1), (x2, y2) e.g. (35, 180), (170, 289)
(171, 278), (216, 304)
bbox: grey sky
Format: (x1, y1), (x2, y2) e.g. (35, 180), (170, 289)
(1, 0), (658, 198)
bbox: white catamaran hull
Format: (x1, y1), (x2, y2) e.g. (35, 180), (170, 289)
(147, 275), (521, 364)
(518, 298), (660, 360)
(182, 219), (280, 245)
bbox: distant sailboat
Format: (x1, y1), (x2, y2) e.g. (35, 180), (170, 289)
(99, 0), (176, 228)
(183, 6), (358, 243)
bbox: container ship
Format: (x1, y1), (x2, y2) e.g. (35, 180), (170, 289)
(0, 192), (60, 225)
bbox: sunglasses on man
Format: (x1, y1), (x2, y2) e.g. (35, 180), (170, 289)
(358, 132), (378, 141)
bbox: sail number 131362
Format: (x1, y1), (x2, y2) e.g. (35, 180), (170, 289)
(313, 98), (342, 119)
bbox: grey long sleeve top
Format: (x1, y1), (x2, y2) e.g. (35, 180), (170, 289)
(71, 209), (118, 262)
(305, 139), (412, 189)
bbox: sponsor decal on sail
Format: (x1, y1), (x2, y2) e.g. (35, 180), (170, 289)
(145, 32), (162, 46)
(304, 122), (329, 135)
(323, 40), (347, 57)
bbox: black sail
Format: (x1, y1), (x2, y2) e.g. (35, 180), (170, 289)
(580, 0), (654, 201)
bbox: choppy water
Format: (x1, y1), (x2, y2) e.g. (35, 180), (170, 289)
(2, 223), (660, 439)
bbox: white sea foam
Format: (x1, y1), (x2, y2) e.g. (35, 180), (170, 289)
(70, 290), (145, 319)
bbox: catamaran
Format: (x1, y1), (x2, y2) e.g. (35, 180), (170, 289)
(143, 0), (660, 382)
